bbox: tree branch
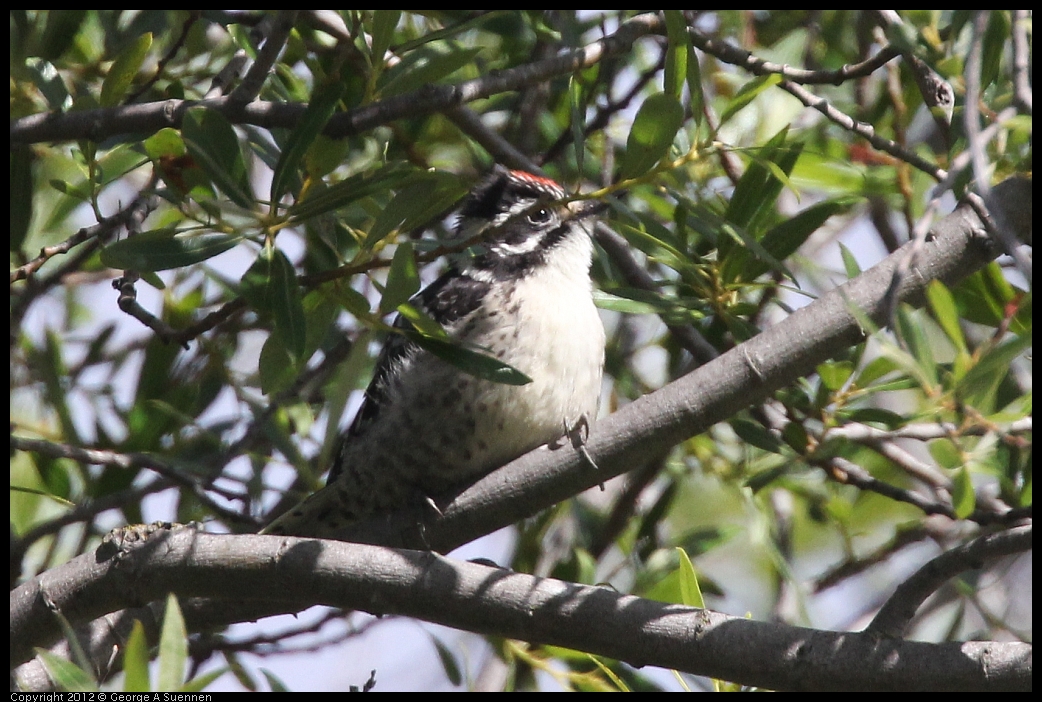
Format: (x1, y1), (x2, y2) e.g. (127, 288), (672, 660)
(10, 527), (1032, 691)
(867, 524), (1033, 638)
(10, 13), (663, 146)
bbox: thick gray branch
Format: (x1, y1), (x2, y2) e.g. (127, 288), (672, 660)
(10, 528), (1031, 691)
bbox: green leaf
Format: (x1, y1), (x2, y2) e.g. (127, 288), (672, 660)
(661, 11), (704, 129)
(928, 438), (962, 470)
(619, 92), (684, 180)
(980, 11), (1010, 92)
(593, 288), (702, 320)
(396, 302), (448, 339)
(958, 333), (1032, 410)
(718, 73), (781, 127)
(156, 594), (188, 692)
(586, 654), (631, 692)
(100, 32), (152, 107)
(675, 547), (705, 609)
(952, 465), (976, 519)
(817, 360), (854, 391)
(895, 306), (938, 389)
(182, 107), (254, 209)
(181, 668), (228, 693)
(303, 134), (351, 180)
(100, 228), (244, 272)
(38, 9), (88, 61)
(270, 79), (345, 206)
(261, 669), (291, 693)
(926, 280), (968, 354)
(839, 242), (862, 278)
(34, 650), (97, 692)
(369, 10), (401, 67)
(731, 417), (784, 454)
(950, 263), (1016, 328)
(122, 620), (151, 692)
(258, 331), (295, 395)
(569, 74), (587, 173)
(365, 171), (467, 248)
(10, 144), (34, 251)
(287, 162), (414, 223)
(663, 10), (689, 100)
(143, 128), (187, 159)
(836, 407), (905, 428)
(381, 242), (420, 314)
(407, 332), (532, 385)
(431, 635), (463, 687)
(378, 43), (482, 97)
(725, 128), (801, 232)
(242, 244), (306, 359)
(393, 11), (508, 54)
(723, 194), (850, 284)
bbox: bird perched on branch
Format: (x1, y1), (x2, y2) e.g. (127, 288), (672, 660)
(263, 167), (605, 539)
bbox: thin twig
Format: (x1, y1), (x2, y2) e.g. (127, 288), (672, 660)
(685, 27), (947, 182)
(1010, 10), (1032, 116)
(866, 524), (1032, 637)
(10, 192), (157, 284)
(228, 11), (300, 104)
(11, 436), (256, 527)
(125, 11), (202, 103)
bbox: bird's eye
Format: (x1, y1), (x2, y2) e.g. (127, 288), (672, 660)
(528, 207), (552, 224)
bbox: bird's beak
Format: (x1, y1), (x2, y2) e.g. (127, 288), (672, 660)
(569, 199), (608, 221)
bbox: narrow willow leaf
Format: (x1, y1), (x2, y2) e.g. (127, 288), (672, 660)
(926, 280), (968, 354)
(663, 10), (689, 100)
(731, 417), (784, 454)
(156, 593), (187, 692)
(817, 360), (854, 391)
(268, 247), (307, 360)
(952, 465), (976, 519)
(381, 241), (420, 314)
(34, 650), (97, 692)
(370, 10), (401, 67)
(182, 107), (254, 209)
(958, 333), (1032, 410)
(100, 32), (152, 107)
(270, 79), (345, 206)
(100, 228), (243, 272)
(675, 547), (705, 609)
(378, 44), (482, 97)
(719, 73), (781, 127)
(287, 162), (414, 223)
(407, 332), (532, 385)
(11, 144), (34, 251)
(839, 241), (862, 278)
(431, 635), (463, 687)
(619, 92), (684, 180)
(725, 128), (800, 232)
(122, 620), (151, 692)
(242, 244), (306, 359)
(365, 171), (466, 248)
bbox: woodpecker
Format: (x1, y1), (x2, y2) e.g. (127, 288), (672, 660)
(263, 167), (605, 538)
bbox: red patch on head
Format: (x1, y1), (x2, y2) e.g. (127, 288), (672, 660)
(509, 170), (563, 191)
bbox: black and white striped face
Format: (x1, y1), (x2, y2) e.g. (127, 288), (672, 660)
(455, 168), (593, 280)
